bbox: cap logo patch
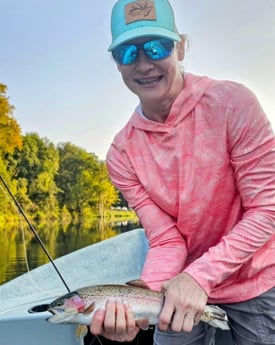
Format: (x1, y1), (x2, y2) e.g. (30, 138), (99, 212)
(125, 0), (156, 24)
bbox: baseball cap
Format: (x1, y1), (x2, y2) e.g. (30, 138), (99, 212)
(108, 0), (181, 51)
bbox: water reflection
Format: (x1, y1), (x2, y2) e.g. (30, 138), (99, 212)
(0, 219), (140, 285)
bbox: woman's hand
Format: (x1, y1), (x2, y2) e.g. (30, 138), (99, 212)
(158, 272), (208, 332)
(89, 299), (140, 342)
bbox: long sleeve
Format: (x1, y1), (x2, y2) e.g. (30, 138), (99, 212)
(184, 84), (275, 300)
(107, 145), (187, 291)
(106, 74), (275, 303)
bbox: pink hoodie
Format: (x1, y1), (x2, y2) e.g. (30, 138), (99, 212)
(106, 73), (275, 303)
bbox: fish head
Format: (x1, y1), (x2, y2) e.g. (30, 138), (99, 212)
(47, 291), (94, 325)
(49, 292), (86, 313)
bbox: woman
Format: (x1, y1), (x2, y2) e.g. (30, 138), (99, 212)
(90, 0), (275, 344)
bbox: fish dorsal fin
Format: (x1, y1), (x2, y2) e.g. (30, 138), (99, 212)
(126, 279), (150, 289)
(83, 302), (95, 315)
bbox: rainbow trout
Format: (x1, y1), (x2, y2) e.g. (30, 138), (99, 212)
(46, 283), (230, 331)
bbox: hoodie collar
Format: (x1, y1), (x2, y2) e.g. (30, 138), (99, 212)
(130, 73), (212, 132)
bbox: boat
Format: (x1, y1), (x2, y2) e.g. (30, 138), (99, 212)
(0, 228), (233, 345)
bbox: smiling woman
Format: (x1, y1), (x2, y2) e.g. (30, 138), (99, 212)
(0, 1), (274, 343)
(87, 0), (275, 344)
(0, 1), (273, 159)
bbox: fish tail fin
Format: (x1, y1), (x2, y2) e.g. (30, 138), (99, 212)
(208, 318), (230, 330)
(202, 305), (230, 330)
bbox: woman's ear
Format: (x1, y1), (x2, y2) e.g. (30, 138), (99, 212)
(176, 34), (186, 61)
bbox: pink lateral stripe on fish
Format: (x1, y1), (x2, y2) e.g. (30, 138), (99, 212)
(45, 282), (230, 331)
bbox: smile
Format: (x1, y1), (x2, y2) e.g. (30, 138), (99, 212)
(136, 76), (162, 85)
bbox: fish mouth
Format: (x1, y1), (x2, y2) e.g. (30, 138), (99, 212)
(28, 304), (64, 316)
(46, 310), (78, 324)
(28, 304), (50, 313)
(48, 307), (64, 315)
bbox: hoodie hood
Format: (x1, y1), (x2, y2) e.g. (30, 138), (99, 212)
(129, 73), (213, 133)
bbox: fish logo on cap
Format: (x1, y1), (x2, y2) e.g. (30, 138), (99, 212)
(125, 0), (157, 24)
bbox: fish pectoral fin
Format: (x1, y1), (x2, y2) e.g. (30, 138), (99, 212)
(75, 325), (88, 340)
(136, 318), (150, 330)
(83, 302), (95, 315)
(126, 279), (150, 289)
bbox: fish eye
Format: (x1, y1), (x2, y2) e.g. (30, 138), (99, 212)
(54, 300), (64, 307)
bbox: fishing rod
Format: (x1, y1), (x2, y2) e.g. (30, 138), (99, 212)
(0, 175), (70, 293)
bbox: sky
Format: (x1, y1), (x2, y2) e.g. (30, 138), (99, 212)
(1, 0), (274, 159)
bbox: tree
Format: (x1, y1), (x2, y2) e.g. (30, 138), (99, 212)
(56, 143), (98, 218)
(0, 84), (123, 227)
(15, 133), (59, 219)
(0, 84), (23, 226)
(0, 84), (22, 154)
(56, 142), (118, 221)
(94, 161), (118, 219)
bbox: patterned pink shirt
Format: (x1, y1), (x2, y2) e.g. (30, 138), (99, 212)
(106, 73), (275, 304)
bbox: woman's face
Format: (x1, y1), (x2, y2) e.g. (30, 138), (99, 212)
(116, 36), (185, 107)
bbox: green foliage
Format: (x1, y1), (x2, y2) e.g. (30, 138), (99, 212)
(13, 133), (60, 221)
(0, 84), (22, 154)
(0, 83), (121, 228)
(56, 142), (119, 223)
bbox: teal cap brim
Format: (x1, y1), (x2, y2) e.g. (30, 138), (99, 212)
(108, 27), (181, 51)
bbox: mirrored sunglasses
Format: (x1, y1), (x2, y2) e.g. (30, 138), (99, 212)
(111, 38), (175, 65)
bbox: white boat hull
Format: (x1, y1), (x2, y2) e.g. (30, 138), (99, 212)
(0, 228), (233, 344)
(0, 228), (148, 345)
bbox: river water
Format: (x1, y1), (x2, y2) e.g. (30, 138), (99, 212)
(0, 219), (140, 285)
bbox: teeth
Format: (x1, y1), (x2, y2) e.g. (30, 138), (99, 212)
(138, 77), (160, 85)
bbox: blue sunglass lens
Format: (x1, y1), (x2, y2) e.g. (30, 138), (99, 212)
(112, 45), (138, 65)
(144, 39), (174, 60)
(112, 38), (174, 65)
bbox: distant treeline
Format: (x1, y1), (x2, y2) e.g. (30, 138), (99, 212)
(0, 83), (122, 228)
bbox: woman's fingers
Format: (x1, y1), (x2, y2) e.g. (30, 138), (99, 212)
(89, 299), (139, 342)
(125, 303), (139, 332)
(159, 303), (196, 332)
(182, 314), (195, 332)
(114, 299), (127, 333)
(103, 299), (118, 333)
(158, 301), (175, 331)
(158, 273), (208, 333)
(89, 308), (105, 335)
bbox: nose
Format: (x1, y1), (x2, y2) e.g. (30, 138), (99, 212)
(135, 50), (154, 70)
